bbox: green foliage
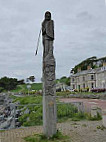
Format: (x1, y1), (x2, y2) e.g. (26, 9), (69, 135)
(57, 104), (78, 121)
(31, 83), (42, 91)
(0, 76), (18, 91)
(24, 131), (70, 142)
(27, 76), (35, 82)
(86, 112), (102, 121)
(11, 83), (42, 93)
(71, 112), (86, 121)
(71, 56), (106, 74)
(18, 79), (25, 85)
(14, 96), (42, 105)
(65, 77), (70, 86)
(77, 87), (89, 92)
(13, 95), (86, 127)
(56, 91), (70, 97)
(56, 76), (69, 85)
(19, 102), (81, 126)
(15, 96), (42, 126)
(60, 76), (67, 80)
(72, 56), (106, 74)
(97, 125), (106, 130)
(0, 87), (4, 93)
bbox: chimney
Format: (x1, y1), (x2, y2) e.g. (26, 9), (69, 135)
(103, 62), (106, 67)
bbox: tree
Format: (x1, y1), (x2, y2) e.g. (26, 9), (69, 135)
(0, 76), (18, 91)
(65, 77), (70, 86)
(18, 79), (25, 85)
(28, 76), (35, 82)
(0, 87), (3, 93)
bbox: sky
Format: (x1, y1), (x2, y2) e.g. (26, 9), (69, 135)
(0, 0), (106, 82)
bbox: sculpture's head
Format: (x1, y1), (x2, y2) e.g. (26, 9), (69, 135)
(45, 11), (51, 21)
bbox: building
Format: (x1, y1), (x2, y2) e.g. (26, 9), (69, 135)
(70, 64), (106, 90)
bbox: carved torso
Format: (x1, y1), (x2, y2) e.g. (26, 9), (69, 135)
(42, 20), (54, 40)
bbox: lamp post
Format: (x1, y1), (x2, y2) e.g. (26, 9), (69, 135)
(27, 84), (31, 96)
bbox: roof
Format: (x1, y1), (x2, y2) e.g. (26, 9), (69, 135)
(71, 67), (106, 77)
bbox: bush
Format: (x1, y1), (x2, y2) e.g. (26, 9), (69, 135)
(57, 104), (78, 120)
(86, 112), (102, 121)
(91, 88), (106, 93)
(24, 131), (70, 142)
(0, 87), (4, 93)
(13, 96), (86, 127)
(56, 91), (70, 97)
(19, 103), (80, 126)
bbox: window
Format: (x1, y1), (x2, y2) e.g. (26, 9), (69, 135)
(72, 78), (74, 82)
(73, 85), (75, 89)
(83, 76), (85, 81)
(91, 83), (94, 88)
(91, 75), (94, 80)
(83, 84), (85, 88)
(103, 83), (105, 88)
(78, 85), (80, 90)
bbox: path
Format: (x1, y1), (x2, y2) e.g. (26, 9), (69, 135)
(0, 120), (106, 142)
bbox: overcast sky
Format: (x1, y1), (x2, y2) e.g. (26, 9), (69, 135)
(0, 0), (106, 82)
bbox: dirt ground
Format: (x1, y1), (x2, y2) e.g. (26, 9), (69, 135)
(0, 120), (106, 142)
(60, 98), (106, 112)
(59, 120), (106, 142)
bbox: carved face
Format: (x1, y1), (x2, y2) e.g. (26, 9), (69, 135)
(45, 11), (51, 21)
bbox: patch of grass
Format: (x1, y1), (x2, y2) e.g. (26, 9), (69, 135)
(71, 112), (86, 121)
(56, 91), (70, 97)
(71, 118), (80, 121)
(31, 83), (42, 91)
(11, 96), (87, 127)
(86, 112), (102, 121)
(0, 130), (6, 133)
(57, 103), (79, 123)
(11, 85), (22, 93)
(13, 96), (42, 105)
(71, 122), (78, 125)
(82, 124), (87, 127)
(11, 83), (42, 93)
(24, 131), (70, 142)
(97, 125), (106, 130)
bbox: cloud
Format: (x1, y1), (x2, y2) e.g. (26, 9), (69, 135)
(0, 0), (106, 82)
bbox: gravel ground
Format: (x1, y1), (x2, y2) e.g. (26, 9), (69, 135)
(0, 120), (106, 142)
(58, 120), (106, 142)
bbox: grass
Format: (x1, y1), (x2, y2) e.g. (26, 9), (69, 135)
(97, 125), (106, 130)
(13, 96), (42, 104)
(24, 131), (70, 142)
(11, 95), (86, 126)
(0, 130), (6, 133)
(56, 91), (70, 97)
(11, 83), (42, 93)
(85, 112), (102, 121)
(11, 95), (102, 127)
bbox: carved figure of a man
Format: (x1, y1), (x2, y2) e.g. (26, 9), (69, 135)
(42, 11), (54, 59)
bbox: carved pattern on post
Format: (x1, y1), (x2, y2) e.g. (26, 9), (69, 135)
(42, 11), (57, 137)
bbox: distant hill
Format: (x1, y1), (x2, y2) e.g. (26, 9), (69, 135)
(11, 76), (70, 93)
(71, 56), (106, 74)
(11, 83), (42, 93)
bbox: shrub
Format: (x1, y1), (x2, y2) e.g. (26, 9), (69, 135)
(86, 112), (102, 121)
(91, 88), (106, 93)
